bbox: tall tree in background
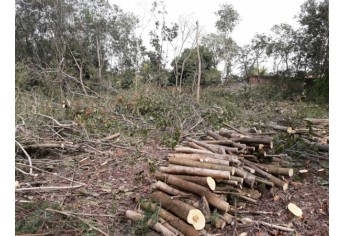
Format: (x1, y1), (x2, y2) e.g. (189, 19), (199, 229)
(267, 23), (296, 76)
(214, 3), (240, 80)
(250, 33), (270, 77)
(170, 14), (196, 88)
(297, 0), (328, 78)
(196, 21), (201, 102)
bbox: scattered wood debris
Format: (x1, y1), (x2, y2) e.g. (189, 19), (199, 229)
(125, 122), (323, 235)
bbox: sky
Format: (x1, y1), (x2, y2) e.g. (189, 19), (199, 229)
(111, 0), (303, 46)
(111, 0), (304, 72)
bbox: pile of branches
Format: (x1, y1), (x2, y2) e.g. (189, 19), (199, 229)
(125, 124), (300, 235)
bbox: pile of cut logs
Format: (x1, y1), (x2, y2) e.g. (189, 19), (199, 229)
(125, 124), (302, 235)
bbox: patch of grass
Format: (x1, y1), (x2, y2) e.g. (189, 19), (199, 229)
(15, 201), (60, 234)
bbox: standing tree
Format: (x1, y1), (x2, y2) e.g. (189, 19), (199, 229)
(250, 33), (270, 77)
(297, 0), (329, 78)
(170, 14), (196, 89)
(214, 3), (240, 80)
(196, 21), (201, 102)
(267, 23), (297, 76)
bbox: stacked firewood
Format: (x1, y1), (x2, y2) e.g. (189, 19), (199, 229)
(254, 118), (329, 152)
(126, 126), (297, 235)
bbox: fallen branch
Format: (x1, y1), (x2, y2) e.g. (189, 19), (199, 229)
(257, 220), (294, 232)
(15, 140), (35, 176)
(15, 163), (86, 186)
(125, 210), (176, 236)
(151, 191), (206, 230)
(160, 164), (231, 180)
(140, 201), (200, 236)
(170, 175), (216, 190)
(168, 156), (235, 175)
(16, 184), (83, 192)
(155, 172), (231, 212)
(45, 208), (109, 236)
(222, 123), (246, 135)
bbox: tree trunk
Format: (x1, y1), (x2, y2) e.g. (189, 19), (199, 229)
(241, 159), (288, 190)
(168, 153), (230, 166)
(154, 181), (190, 196)
(140, 201), (200, 236)
(170, 175), (216, 190)
(125, 210), (176, 236)
(155, 172), (231, 212)
(255, 164), (294, 177)
(196, 21), (201, 102)
(159, 164), (231, 180)
(151, 191), (206, 230)
(168, 157), (235, 175)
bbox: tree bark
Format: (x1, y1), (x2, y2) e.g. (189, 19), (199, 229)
(187, 138), (226, 154)
(154, 181), (190, 196)
(255, 164), (294, 177)
(196, 21), (201, 102)
(140, 201), (200, 236)
(160, 164), (231, 180)
(170, 175), (216, 190)
(125, 210), (176, 236)
(155, 172), (231, 212)
(168, 153), (230, 166)
(241, 159), (288, 190)
(151, 191), (206, 230)
(168, 156), (235, 175)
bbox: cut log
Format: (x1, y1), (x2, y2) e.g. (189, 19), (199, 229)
(168, 153), (230, 166)
(231, 137), (273, 149)
(218, 129), (241, 139)
(154, 181), (190, 196)
(233, 167), (256, 187)
(155, 172), (231, 212)
(222, 123), (246, 135)
(303, 118), (329, 126)
(170, 175), (216, 190)
(151, 191), (206, 230)
(169, 152), (240, 165)
(240, 154), (259, 163)
(125, 210), (175, 236)
(240, 159), (288, 190)
(254, 122), (293, 133)
(302, 138), (329, 152)
(175, 147), (213, 154)
(206, 130), (227, 140)
(242, 166), (255, 174)
(187, 138), (226, 154)
(157, 217), (183, 235)
(199, 196), (211, 222)
(140, 201), (200, 236)
(217, 176), (244, 185)
(160, 164), (230, 180)
(255, 164), (294, 177)
(168, 157), (235, 175)
(255, 177), (274, 186)
(220, 212), (234, 224)
(215, 185), (240, 193)
(187, 141), (210, 151)
(287, 203), (303, 217)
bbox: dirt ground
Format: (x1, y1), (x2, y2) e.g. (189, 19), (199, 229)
(15, 140), (329, 236)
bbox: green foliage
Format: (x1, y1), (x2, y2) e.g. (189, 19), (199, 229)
(215, 3), (240, 35)
(306, 77), (329, 104)
(170, 46), (220, 86)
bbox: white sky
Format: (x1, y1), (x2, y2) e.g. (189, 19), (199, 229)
(112, 0), (303, 47)
(111, 0), (304, 72)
